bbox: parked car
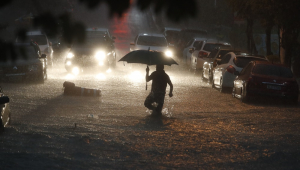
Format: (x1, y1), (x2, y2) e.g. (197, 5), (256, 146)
(0, 93), (10, 133)
(174, 29), (208, 60)
(212, 53), (267, 92)
(65, 28), (117, 74)
(162, 27), (181, 44)
(232, 61), (299, 103)
(202, 47), (239, 83)
(16, 31), (54, 67)
(182, 37), (207, 66)
(130, 33), (174, 58)
(0, 42), (48, 83)
(190, 39), (231, 71)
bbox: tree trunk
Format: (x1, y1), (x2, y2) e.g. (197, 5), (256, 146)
(279, 27), (285, 64)
(246, 19), (257, 54)
(265, 26), (272, 56)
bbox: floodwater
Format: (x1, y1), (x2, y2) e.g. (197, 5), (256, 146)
(1, 59), (300, 169)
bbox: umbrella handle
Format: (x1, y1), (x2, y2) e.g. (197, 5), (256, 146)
(146, 82), (147, 90)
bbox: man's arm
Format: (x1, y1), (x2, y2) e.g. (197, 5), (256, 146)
(145, 66), (151, 82)
(168, 79), (173, 97)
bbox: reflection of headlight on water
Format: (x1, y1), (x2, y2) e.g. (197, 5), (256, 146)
(67, 52), (74, 58)
(95, 51), (106, 60)
(106, 68), (111, 73)
(165, 50), (173, 57)
(96, 73), (106, 80)
(128, 71), (143, 82)
(72, 67), (80, 75)
(66, 61), (72, 66)
(65, 73), (75, 80)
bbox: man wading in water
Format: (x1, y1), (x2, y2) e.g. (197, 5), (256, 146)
(144, 64), (173, 117)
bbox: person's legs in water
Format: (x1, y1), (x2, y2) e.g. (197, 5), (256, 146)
(144, 92), (155, 111)
(153, 92), (165, 116)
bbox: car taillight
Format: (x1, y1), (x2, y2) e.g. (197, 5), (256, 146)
(226, 65), (236, 74)
(198, 51), (208, 58)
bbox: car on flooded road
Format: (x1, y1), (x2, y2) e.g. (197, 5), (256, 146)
(189, 39), (231, 71)
(202, 47), (238, 83)
(130, 33), (175, 59)
(232, 61), (299, 103)
(0, 42), (48, 83)
(0, 93), (10, 133)
(65, 28), (117, 74)
(212, 53), (267, 92)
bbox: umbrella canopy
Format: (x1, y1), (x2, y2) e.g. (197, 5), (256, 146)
(119, 50), (178, 66)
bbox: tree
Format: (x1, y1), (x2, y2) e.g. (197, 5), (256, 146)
(0, 0), (198, 61)
(226, 0), (257, 54)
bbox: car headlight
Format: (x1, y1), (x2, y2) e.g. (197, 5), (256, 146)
(66, 61), (72, 66)
(165, 50), (173, 57)
(28, 64), (39, 71)
(95, 51), (106, 60)
(72, 67), (80, 75)
(67, 52), (74, 59)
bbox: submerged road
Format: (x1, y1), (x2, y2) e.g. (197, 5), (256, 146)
(1, 62), (300, 169)
(1, 4), (300, 170)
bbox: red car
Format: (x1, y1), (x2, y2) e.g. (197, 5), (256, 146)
(232, 61), (299, 103)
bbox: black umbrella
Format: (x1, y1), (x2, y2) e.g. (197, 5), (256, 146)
(119, 50), (178, 90)
(118, 50), (178, 66)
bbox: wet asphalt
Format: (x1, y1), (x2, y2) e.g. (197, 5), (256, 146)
(0, 58), (300, 170)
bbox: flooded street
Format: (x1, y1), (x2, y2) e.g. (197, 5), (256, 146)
(1, 61), (300, 169)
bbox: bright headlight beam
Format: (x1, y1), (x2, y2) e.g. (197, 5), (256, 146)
(95, 51), (106, 60)
(67, 52), (74, 58)
(165, 50), (173, 57)
(66, 61), (72, 65)
(72, 67), (80, 75)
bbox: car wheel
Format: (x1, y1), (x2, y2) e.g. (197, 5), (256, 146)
(208, 71), (213, 84)
(212, 78), (215, 88)
(201, 70), (207, 82)
(241, 87), (248, 103)
(36, 71), (45, 84)
(232, 87), (236, 98)
(219, 78), (224, 93)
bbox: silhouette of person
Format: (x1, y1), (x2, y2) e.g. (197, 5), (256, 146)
(144, 64), (173, 116)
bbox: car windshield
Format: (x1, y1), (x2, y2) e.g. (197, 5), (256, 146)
(72, 37), (107, 48)
(165, 30), (180, 43)
(137, 36), (168, 46)
(203, 44), (230, 52)
(86, 31), (108, 38)
(179, 30), (207, 43)
(26, 35), (47, 45)
(234, 57), (266, 68)
(13, 45), (39, 60)
(252, 64), (294, 78)
(208, 49), (233, 58)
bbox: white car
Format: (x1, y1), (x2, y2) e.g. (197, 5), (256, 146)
(182, 37), (207, 66)
(17, 31), (54, 67)
(190, 39), (231, 71)
(130, 33), (174, 58)
(212, 52), (267, 92)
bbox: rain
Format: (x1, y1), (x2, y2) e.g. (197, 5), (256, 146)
(1, 0), (300, 169)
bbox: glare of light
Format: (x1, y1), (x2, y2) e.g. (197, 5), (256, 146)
(72, 67), (80, 75)
(165, 50), (173, 57)
(67, 52), (74, 58)
(106, 68), (112, 73)
(95, 51), (106, 60)
(65, 73), (75, 80)
(98, 61), (104, 66)
(66, 61), (72, 65)
(143, 33), (148, 35)
(96, 73), (106, 80)
(128, 71), (143, 82)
